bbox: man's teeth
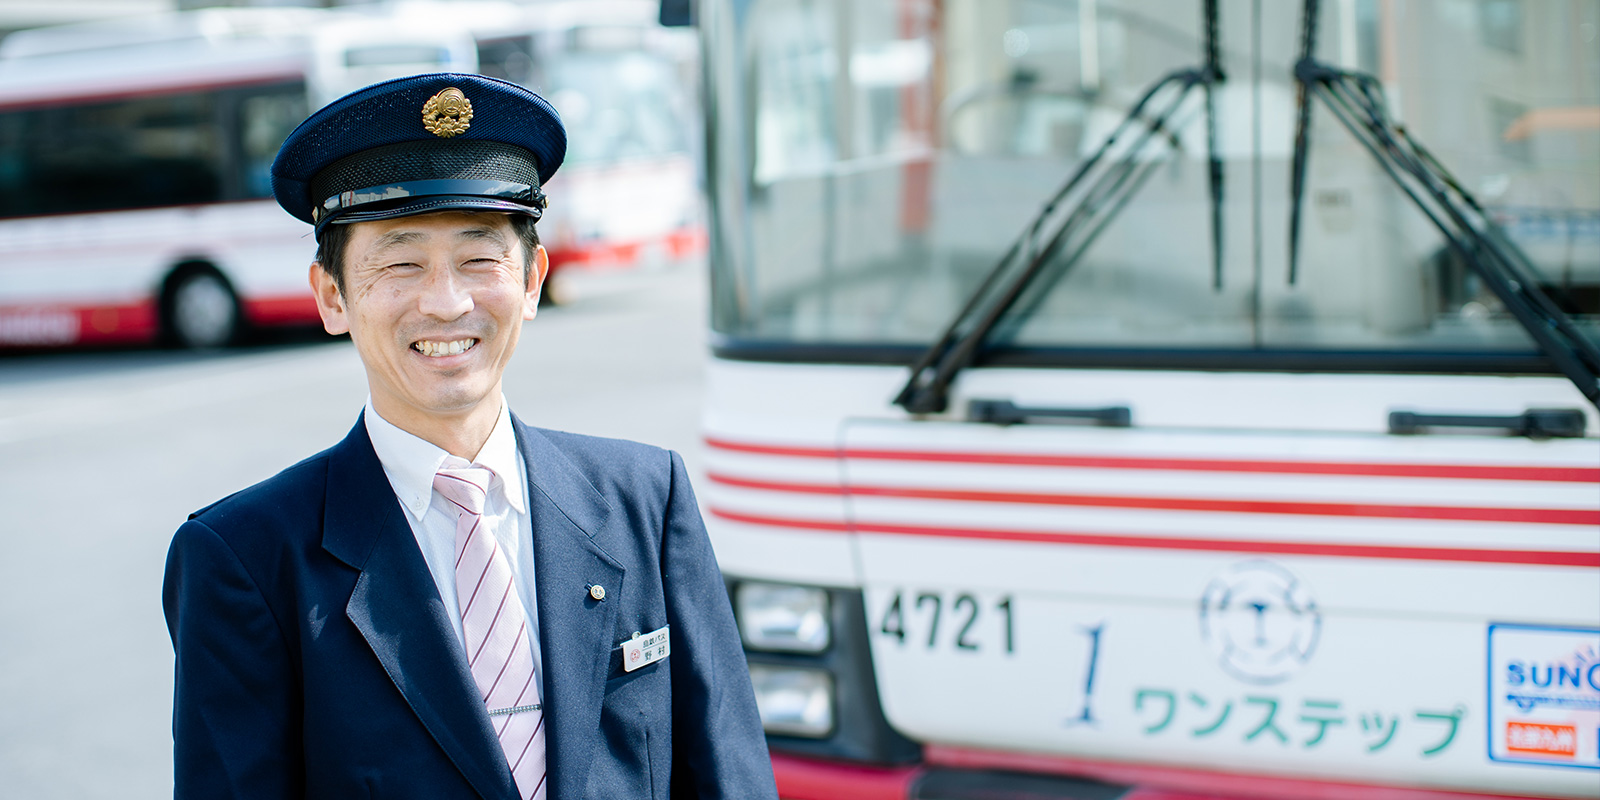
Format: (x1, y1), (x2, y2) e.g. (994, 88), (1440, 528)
(413, 339), (477, 357)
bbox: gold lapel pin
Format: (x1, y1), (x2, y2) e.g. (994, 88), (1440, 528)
(588, 584), (606, 601)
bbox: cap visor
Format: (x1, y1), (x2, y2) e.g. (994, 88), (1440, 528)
(317, 195), (541, 235)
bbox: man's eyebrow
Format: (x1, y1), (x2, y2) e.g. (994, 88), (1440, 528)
(368, 230), (428, 253)
(457, 227), (510, 247)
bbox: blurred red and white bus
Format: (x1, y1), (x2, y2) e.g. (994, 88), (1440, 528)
(427, 0), (705, 300)
(0, 7), (477, 348)
(681, 0), (1600, 798)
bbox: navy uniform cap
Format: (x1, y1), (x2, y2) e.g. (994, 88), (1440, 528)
(271, 72), (565, 238)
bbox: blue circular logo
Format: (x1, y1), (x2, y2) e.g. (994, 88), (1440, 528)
(1199, 560), (1322, 684)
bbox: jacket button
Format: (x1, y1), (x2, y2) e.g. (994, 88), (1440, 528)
(589, 584), (606, 601)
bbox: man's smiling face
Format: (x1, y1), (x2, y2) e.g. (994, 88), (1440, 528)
(311, 211), (547, 436)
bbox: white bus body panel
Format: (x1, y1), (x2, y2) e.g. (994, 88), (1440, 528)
(703, 358), (1600, 797)
(0, 201), (314, 305)
(549, 159), (698, 246)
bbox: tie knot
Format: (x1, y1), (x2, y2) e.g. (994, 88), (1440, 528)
(434, 462), (495, 517)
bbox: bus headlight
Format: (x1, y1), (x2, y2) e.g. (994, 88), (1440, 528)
(748, 664), (834, 737)
(735, 582), (830, 653)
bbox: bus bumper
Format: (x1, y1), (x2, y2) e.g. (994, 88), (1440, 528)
(771, 751), (1165, 800)
(771, 750), (1553, 800)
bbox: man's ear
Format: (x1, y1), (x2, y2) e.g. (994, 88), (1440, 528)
(309, 263), (350, 335)
(524, 244), (550, 320)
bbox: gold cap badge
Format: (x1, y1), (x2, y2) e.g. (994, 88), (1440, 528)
(422, 87), (473, 138)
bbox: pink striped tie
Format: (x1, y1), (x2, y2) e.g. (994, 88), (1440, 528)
(434, 460), (547, 800)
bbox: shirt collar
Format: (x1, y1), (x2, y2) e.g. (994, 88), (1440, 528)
(363, 397), (527, 518)
(473, 400), (527, 515)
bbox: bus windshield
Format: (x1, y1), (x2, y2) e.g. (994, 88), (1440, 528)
(480, 28), (690, 168)
(704, 0), (1600, 362)
(548, 48), (688, 166)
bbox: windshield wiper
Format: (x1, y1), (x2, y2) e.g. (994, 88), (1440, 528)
(1287, 0), (1600, 409)
(896, 0), (1226, 414)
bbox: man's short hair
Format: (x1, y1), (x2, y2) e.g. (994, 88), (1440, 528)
(314, 213), (541, 296)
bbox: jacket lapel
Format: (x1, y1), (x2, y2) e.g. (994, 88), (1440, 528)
(514, 416), (623, 800)
(322, 418), (518, 800)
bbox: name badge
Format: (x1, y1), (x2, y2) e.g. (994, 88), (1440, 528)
(622, 626), (670, 673)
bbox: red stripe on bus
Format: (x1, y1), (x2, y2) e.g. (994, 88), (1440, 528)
(707, 472), (1598, 526)
(924, 745), (1549, 800)
(704, 436), (1600, 483)
(0, 300), (157, 347)
(242, 295), (321, 326)
(706, 437), (841, 459)
(707, 508), (1600, 567)
(545, 225), (707, 271)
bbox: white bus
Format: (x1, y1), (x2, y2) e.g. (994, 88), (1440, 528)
(0, 7), (477, 348)
(682, 0), (1600, 797)
(441, 0), (705, 301)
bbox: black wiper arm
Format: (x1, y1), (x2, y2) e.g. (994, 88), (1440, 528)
(894, 69), (1205, 414)
(1285, 0), (1319, 286)
(1286, 0), (1600, 408)
(1202, 0), (1225, 290)
(895, 2), (1227, 415)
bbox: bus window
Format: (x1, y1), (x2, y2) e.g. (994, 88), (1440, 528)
(547, 49), (688, 166)
(463, 9), (704, 293)
(750, 0), (840, 183)
(0, 91), (226, 218)
(236, 83), (310, 200)
(714, 0), (1599, 362)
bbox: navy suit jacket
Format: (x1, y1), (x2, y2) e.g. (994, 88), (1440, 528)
(163, 414), (777, 799)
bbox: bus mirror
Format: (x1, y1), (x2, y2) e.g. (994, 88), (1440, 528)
(659, 0), (693, 27)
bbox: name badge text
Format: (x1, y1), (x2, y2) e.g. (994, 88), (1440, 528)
(622, 626), (670, 673)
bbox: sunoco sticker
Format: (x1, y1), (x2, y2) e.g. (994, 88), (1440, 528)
(1487, 624), (1600, 770)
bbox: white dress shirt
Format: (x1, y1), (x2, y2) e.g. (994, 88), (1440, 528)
(364, 398), (543, 702)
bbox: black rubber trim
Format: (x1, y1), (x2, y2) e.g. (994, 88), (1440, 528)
(913, 767), (1131, 800)
(710, 337), (1569, 375)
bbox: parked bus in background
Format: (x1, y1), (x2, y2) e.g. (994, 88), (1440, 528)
(679, 0), (1600, 797)
(0, 7), (477, 348)
(421, 0), (704, 302)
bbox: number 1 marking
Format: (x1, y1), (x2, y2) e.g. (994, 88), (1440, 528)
(1068, 623), (1104, 726)
(997, 596), (1014, 654)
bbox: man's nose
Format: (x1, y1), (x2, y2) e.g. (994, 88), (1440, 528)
(417, 264), (474, 320)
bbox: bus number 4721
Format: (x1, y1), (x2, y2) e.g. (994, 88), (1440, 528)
(878, 590), (1015, 655)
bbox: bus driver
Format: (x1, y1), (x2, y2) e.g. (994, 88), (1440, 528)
(162, 73), (778, 800)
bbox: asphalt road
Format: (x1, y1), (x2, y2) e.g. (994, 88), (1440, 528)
(0, 262), (709, 798)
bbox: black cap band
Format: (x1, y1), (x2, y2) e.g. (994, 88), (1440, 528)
(314, 178), (546, 229)
(306, 138), (547, 236)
